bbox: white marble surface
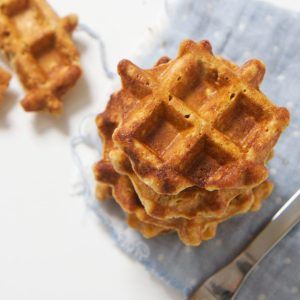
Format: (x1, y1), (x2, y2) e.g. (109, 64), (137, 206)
(0, 1), (299, 299)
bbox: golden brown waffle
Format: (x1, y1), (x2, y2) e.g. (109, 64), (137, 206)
(0, 67), (11, 101)
(96, 88), (244, 220)
(0, 0), (81, 114)
(95, 159), (273, 245)
(113, 40), (290, 194)
(95, 86), (272, 221)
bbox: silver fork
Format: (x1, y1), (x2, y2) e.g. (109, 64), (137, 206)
(189, 189), (300, 300)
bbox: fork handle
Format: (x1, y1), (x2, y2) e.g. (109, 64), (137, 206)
(190, 189), (300, 300)
(190, 252), (256, 300)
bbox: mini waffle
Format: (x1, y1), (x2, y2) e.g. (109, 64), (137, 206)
(113, 40), (290, 194)
(0, 0), (81, 113)
(0, 67), (10, 101)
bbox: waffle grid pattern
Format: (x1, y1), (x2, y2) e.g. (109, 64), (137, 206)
(114, 40), (289, 194)
(0, 0), (81, 113)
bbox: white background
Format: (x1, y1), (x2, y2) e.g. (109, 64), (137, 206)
(0, 1), (299, 299)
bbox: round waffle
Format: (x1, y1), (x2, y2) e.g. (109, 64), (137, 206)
(113, 40), (289, 194)
(0, 0), (81, 113)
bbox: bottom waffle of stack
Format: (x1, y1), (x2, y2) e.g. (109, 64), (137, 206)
(93, 84), (273, 246)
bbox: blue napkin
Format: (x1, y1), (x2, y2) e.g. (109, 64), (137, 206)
(72, 0), (300, 299)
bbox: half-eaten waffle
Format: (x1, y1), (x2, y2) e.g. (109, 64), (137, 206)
(0, 0), (81, 114)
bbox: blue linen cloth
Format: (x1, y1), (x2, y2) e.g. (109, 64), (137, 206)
(72, 0), (300, 298)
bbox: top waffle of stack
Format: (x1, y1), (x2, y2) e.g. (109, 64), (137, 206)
(112, 40), (290, 195)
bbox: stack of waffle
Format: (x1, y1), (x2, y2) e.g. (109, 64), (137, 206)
(94, 40), (290, 246)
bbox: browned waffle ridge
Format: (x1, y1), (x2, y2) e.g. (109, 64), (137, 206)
(0, 0), (81, 114)
(113, 40), (290, 194)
